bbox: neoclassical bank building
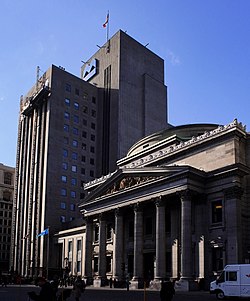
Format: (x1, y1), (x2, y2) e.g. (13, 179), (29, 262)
(56, 119), (250, 291)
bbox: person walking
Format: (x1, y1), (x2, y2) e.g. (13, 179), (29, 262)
(72, 276), (85, 301)
(28, 277), (56, 301)
(160, 280), (175, 301)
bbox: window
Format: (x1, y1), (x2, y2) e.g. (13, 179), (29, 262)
(106, 256), (112, 273)
(83, 93), (88, 100)
(64, 112), (70, 119)
(80, 192), (85, 199)
(212, 200), (223, 223)
(81, 168), (85, 175)
(63, 149), (68, 157)
(83, 119), (87, 126)
(90, 158), (94, 165)
(62, 162), (68, 170)
(212, 247), (224, 272)
(90, 170), (94, 177)
(91, 134), (95, 142)
(72, 152), (78, 160)
(73, 115), (79, 123)
(107, 223), (112, 240)
(82, 143), (86, 150)
(61, 215), (66, 223)
(71, 178), (77, 186)
(73, 127), (78, 135)
(71, 191), (76, 198)
(61, 188), (67, 196)
(82, 131), (87, 138)
(61, 175), (67, 183)
(65, 83), (71, 92)
(64, 124), (69, 132)
(91, 110), (96, 117)
(72, 140), (78, 147)
(65, 98), (70, 106)
(72, 165), (77, 172)
(90, 146), (95, 153)
(70, 204), (76, 211)
(94, 225), (99, 242)
(74, 102), (79, 110)
(3, 191), (11, 201)
(75, 88), (79, 96)
(81, 155), (86, 162)
(94, 257), (98, 273)
(64, 137), (69, 145)
(4, 173), (12, 185)
(227, 271), (237, 281)
(92, 96), (96, 104)
(83, 105), (88, 114)
(91, 122), (96, 130)
(60, 202), (66, 210)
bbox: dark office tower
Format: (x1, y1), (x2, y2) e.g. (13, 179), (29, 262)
(81, 30), (168, 175)
(11, 30), (168, 277)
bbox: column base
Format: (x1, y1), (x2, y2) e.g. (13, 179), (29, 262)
(130, 278), (144, 289)
(149, 279), (162, 290)
(174, 278), (199, 291)
(93, 277), (106, 287)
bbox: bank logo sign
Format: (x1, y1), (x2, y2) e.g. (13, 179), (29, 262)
(82, 58), (98, 81)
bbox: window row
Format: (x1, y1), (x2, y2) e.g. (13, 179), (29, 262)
(60, 202), (76, 211)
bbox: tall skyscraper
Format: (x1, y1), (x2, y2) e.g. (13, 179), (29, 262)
(11, 30), (168, 277)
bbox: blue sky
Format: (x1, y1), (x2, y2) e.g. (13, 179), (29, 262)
(1, 0), (249, 167)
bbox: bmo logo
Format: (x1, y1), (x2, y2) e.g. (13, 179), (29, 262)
(82, 58), (98, 81)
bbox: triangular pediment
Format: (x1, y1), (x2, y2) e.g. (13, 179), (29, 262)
(80, 165), (195, 206)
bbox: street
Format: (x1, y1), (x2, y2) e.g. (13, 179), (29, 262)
(0, 285), (218, 301)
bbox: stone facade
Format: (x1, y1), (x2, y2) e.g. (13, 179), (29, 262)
(66, 119), (249, 291)
(0, 163), (15, 273)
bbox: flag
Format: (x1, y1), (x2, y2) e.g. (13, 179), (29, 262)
(36, 228), (49, 238)
(103, 12), (109, 28)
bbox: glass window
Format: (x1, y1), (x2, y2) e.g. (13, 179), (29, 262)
(70, 203), (76, 211)
(71, 178), (77, 186)
(90, 170), (94, 177)
(60, 215), (66, 223)
(64, 112), (70, 119)
(90, 146), (95, 153)
(65, 83), (71, 92)
(72, 152), (78, 160)
(82, 131), (87, 138)
(73, 127), (78, 135)
(74, 102), (79, 110)
(91, 134), (95, 141)
(91, 122), (96, 130)
(62, 162), (68, 170)
(92, 96), (96, 104)
(212, 200), (223, 223)
(71, 191), (76, 198)
(73, 115), (79, 123)
(94, 225), (99, 242)
(72, 140), (78, 147)
(65, 98), (70, 106)
(91, 110), (96, 117)
(83, 119), (87, 126)
(61, 188), (67, 196)
(64, 124), (69, 132)
(64, 137), (69, 144)
(83, 93), (88, 100)
(83, 106), (88, 114)
(90, 158), (94, 165)
(107, 223), (112, 240)
(60, 202), (66, 210)
(61, 175), (67, 183)
(81, 168), (85, 175)
(72, 165), (77, 172)
(4, 173), (12, 185)
(75, 88), (79, 96)
(82, 143), (86, 150)
(63, 149), (68, 157)
(227, 271), (237, 281)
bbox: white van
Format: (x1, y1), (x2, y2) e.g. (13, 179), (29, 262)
(210, 264), (250, 299)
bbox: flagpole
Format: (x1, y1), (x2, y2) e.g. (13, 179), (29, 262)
(107, 10), (109, 42)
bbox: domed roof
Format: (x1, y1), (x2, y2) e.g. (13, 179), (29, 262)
(127, 123), (219, 157)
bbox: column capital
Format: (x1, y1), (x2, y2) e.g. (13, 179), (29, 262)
(177, 189), (192, 202)
(155, 196), (164, 207)
(133, 202), (143, 213)
(224, 186), (243, 200)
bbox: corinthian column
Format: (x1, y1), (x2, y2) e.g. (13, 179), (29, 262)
(180, 190), (192, 279)
(113, 209), (124, 280)
(155, 197), (166, 281)
(132, 203), (143, 288)
(98, 215), (107, 280)
(83, 219), (93, 282)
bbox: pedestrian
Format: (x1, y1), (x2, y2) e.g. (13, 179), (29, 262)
(109, 277), (113, 288)
(160, 280), (175, 301)
(28, 277), (56, 301)
(126, 278), (130, 291)
(72, 276), (85, 301)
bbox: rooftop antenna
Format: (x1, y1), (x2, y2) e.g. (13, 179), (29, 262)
(36, 66), (40, 91)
